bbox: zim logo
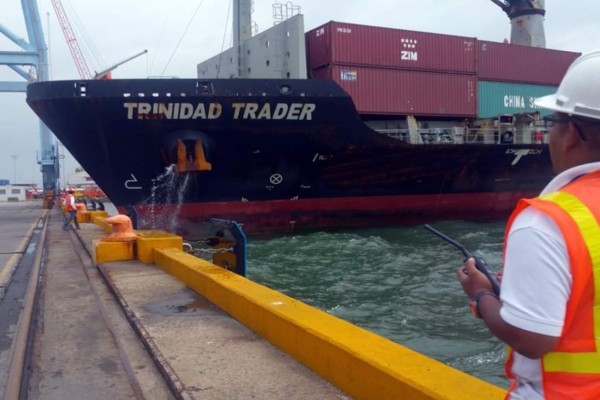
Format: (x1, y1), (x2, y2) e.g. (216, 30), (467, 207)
(401, 38), (418, 61)
(401, 51), (418, 61)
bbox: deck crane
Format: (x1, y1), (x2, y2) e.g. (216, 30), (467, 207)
(50, 0), (148, 79)
(489, 0), (546, 47)
(50, 0), (93, 79)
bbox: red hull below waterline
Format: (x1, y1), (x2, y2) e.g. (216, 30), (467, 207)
(119, 191), (534, 237)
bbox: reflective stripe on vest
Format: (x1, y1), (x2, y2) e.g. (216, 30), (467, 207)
(538, 191), (600, 374)
(64, 194), (75, 211)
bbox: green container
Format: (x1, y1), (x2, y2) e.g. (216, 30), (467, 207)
(478, 81), (557, 118)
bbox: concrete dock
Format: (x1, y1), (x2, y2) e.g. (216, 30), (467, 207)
(0, 201), (347, 399)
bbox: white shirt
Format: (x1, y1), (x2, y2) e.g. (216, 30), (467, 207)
(500, 161), (600, 399)
(63, 193), (76, 209)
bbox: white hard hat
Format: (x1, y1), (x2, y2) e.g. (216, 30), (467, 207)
(535, 49), (600, 121)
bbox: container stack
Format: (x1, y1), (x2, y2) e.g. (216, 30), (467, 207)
(305, 21), (580, 120)
(306, 22), (478, 118)
(476, 40), (579, 118)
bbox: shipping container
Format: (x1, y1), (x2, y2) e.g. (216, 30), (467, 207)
(478, 81), (557, 118)
(306, 21), (476, 74)
(312, 65), (477, 117)
(477, 41), (579, 85)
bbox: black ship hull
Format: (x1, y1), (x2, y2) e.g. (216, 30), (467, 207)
(27, 79), (551, 236)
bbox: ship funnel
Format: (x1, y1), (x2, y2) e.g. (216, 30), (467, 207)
(491, 0), (546, 48)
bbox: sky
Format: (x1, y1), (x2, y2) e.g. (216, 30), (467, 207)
(1, 0), (599, 187)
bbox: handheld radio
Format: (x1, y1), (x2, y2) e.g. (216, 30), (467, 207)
(424, 224), (501, 296)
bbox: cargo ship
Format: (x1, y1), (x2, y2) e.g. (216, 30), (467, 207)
(26, 0), (580, 236)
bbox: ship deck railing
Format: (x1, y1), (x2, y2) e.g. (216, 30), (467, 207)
(376, 128), (550, 145)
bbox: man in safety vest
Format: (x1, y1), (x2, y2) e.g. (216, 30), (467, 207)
(62, 189), (80, 231)
(457, 49), (600, 399)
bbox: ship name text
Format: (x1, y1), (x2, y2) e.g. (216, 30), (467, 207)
(123, 102), (316, 121)
(124, 102), (223, 120)
(231, 103), (316, 120)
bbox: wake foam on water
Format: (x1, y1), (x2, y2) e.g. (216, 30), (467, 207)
(247, 223), (508, 388)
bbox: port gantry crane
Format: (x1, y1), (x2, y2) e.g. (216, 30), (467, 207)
(0, 0), (58, 207)
(490, 0), (546, 47)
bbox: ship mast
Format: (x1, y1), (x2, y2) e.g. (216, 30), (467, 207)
(233, 0), (253, 78)
(490, 0), (546, 47)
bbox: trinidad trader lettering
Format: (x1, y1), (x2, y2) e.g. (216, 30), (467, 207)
(124, 102), (316, 121)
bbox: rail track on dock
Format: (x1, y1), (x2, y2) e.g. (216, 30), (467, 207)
(0, 209), (174, 399)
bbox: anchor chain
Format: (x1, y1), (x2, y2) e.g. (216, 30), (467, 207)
(182, 242), (233, 256)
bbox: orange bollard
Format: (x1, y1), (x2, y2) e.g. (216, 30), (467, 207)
(101, 214), (137, 242)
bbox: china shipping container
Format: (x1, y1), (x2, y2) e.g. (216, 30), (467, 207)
(311, 65), (477, 117)
(306, 21), (477, 74)
(478, 81), (558, 118)
(477, 41), (580, 85)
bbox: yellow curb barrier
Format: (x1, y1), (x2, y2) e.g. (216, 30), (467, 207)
(153, 248), (506, 400)
(93, 239), (135, 263)
(136, 230), (183, 264)
(89, 210), (109, 221)
(91, 222), (182, 265)
(76, 211), (90, 223)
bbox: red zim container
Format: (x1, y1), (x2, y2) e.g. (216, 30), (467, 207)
(312, 65), (477, 117)
(306, 21), (476, 74)
(477, 41), (580, 85)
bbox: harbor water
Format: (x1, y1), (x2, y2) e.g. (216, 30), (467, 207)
(245, 220), (509, 389)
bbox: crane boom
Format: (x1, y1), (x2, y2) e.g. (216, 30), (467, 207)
(94, 49), (148, 79)
(50, 0), (92, 79)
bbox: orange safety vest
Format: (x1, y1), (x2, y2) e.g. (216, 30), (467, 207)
(503, 170), (600, 399)
(63, 194), (75, 211)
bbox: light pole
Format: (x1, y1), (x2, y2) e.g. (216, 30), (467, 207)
(10, 154), (17, 184)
